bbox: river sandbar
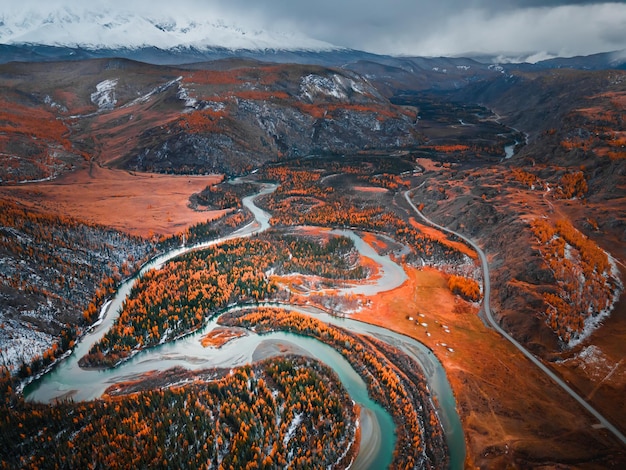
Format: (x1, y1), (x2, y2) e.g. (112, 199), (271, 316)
(351, 407), (382, 470)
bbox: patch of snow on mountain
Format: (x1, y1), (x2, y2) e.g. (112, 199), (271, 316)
(299, 74), (367, 102)
(91, 78), (118, 110)
(44, 94), (68, 112)
(175, 82), (226, 114)
(121, 76), (182, 108)
(568, 252), (623, 348)
(344, 75), (373, 96)
(177, 83), (197, 108)
(488, 64), (505, 74)
(300, 74), (345, 100)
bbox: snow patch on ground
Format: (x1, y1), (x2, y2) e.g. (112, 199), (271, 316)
(177, 83), (227, 114)
(488, 64), (505, 74)
(44, 94), (68, 112)
(0, 317), (53, 373)
(560, 344), (621, 382)
(568, 252), (623, 348)
(177, 83), (197, 108)
(283, 412), (303, 446)
(577, 345), (607, 371)
(91, 79), (118, 110)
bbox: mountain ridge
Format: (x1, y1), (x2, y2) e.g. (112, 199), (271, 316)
(1, 43), (625, 75)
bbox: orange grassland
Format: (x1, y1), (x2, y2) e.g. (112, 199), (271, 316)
(352, 265), (626, 468)
(0, 165), (225, 237)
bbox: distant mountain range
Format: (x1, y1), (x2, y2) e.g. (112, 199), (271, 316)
(0, 5), (624, 71)
(0, 42), (624, 73)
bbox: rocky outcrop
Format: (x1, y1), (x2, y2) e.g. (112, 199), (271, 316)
(123, 66), (421, 175)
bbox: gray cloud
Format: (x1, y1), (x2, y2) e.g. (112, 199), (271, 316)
(9, 0), (626, 58)
(191, 0), (626, 57)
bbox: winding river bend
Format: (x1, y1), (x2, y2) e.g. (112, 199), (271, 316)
(25, 182), (464, 469)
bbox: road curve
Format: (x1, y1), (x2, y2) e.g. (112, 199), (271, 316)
(404, 189), (626, 446)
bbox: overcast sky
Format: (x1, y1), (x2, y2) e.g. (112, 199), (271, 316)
(8, 0), (626, 59)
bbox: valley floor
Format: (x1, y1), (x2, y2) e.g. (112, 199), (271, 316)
(3, 156), (625, 469)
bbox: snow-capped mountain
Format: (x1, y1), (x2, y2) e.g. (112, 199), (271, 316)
(0, 6), (337, 51)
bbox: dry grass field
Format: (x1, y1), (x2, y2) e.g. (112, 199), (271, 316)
(0, 164), (225, 237)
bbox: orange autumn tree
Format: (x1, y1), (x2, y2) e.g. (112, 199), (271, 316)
(447, 275), (481, 302)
